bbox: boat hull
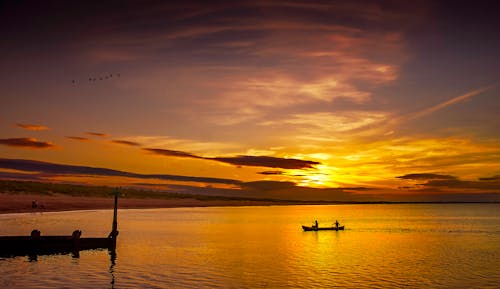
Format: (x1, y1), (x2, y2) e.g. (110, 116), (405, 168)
(302, 225), (344, 231)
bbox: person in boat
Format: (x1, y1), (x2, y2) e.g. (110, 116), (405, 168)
(314, 220), (318, 229)
(335, 220), (340, 228)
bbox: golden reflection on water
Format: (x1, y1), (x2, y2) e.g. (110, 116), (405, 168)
(1, 204), (499, 288)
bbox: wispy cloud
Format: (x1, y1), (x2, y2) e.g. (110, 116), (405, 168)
(144, 148), (203, 159)
(143, 148), (320, 169)
(66, 136), (90, 141)
(258, 170), (284, 175)
(479, 175), (500, 181)
(396, 173), (457, 180)
(86, 132), (108, 137)
(2, 157), (497, 201)
(338, 85), (498, 137)
(83, 1), (414, 126)
(0, 138), (55, 149)
(423, 178), (500, 191)
(122, 136), (240, 154)
(0, 171), (44, 181)
(111, 140), (141, 146)
(403, 85), (495, 122)
(260, 111), (388, 136)
(15, 123), (49, 131)
(212, 155), (319, 169)
(0, 158), (240, 185)
(396, 172), (500, 192)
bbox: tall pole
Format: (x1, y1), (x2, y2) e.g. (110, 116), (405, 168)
(110, 189), (119, 240)
(112, 189), (118, 234)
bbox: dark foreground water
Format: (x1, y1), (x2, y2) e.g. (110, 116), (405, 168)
(1, 204), (499, 288)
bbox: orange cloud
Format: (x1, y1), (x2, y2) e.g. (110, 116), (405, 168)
(0, 138), (55, 149)
(260, 111), (388, 135)
(15, 123), (49, 131)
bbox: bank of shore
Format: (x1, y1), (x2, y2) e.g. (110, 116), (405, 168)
(0, 193), (303, 214)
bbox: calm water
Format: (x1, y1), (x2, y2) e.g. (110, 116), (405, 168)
(1, 204), (499, 288)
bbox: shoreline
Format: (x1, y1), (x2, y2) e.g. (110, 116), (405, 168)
(0, 193), (305, 215)
(1, 193), (498, 215)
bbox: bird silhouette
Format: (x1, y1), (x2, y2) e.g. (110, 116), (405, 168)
(73, 73), (121, 85)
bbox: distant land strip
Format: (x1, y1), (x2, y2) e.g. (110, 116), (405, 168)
(0, 180), (498, 214)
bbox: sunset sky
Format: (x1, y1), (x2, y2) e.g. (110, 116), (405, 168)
(0, 1), (499, 201)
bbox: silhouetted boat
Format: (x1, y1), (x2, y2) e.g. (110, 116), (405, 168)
(0, 191), (119, 257)
(302, 225), (344, 231)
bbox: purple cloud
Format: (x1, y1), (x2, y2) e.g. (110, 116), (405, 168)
(212, 155), (319, 169)
(258, 170), (284, 175)
(397, 173), (500, 191)
(0, 138), (55, 149)
(144, 147), (320, 169)
(86, 132), (108, 137)
(143, 148), (203, 159)
(396, 173), (457, 180)
(66, 136), (90, 141)
(479, 175), (500, 181)
(112, 140), (141, 146)
(0, 158), (240, 185)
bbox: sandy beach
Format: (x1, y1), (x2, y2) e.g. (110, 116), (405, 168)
(0, 193), (297, 214)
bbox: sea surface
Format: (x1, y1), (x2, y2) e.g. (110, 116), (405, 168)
(0, 204), (499, 288)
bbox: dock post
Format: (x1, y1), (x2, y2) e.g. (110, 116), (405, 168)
(108, 189), (119, 244)
(112, 189), (118, 234)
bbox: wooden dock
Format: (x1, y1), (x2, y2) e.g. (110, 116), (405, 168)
(0, 191), (119, 257)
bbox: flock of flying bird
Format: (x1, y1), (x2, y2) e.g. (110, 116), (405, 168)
(72, 73), (121, 85)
